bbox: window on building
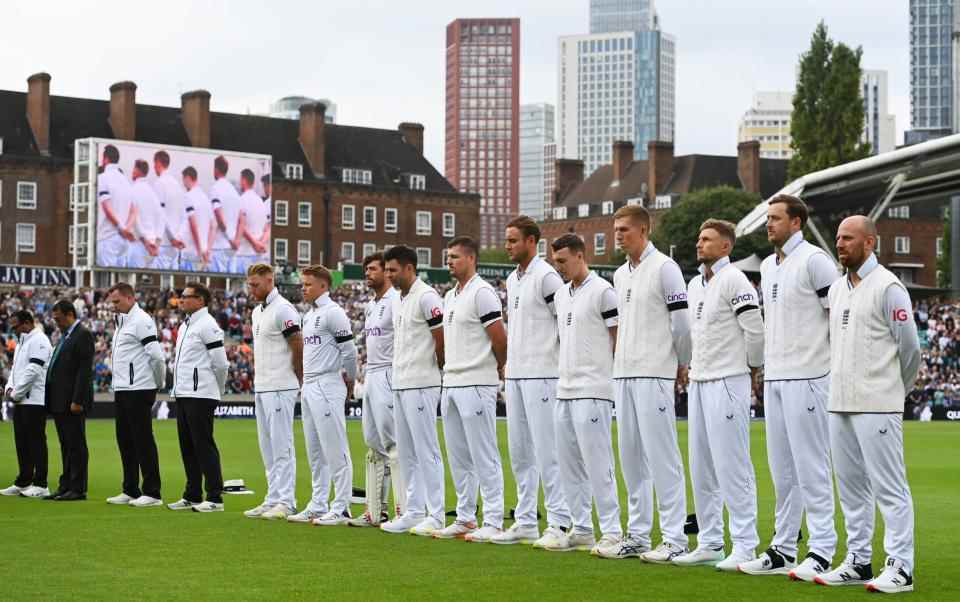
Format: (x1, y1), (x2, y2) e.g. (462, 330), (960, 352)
(876, 236), (881, 253)
(654, 195), (672, 209)
(888, 205), (910, 219)
(298, 202), (311, 227)
(895, 236), (910, 254)
(16, 223), (36, 252)
(342, 168), (373, 185)
(297, 240), (311, 266)
(274, 238), (288, 262)
(417, 247), (432, 267)
(601, 200), (613, 215)
(274, 200), (289, 226)
(553, 206), (567, 219)
(284, 163), (303, 180)
(362, 206), (377, 232)
(68, 183), (89, 211)
(17, 182), (37, 210)
(937, 237), (944, 258)
(341, 242), (355, 263)
(594, 232), (606, 255)
(385, 208), (398, 233)
(416, 211), (432, 235)
(342, 205), (355, 229)
(537, 239), (547, 257)
(442, 213), (455, 237)
(409, 174), (426, 190)
(362, 243), (377, 259)
(578, 203), (589, 217)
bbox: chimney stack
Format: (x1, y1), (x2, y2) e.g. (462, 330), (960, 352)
(299, 102), (327, 178)
(737, 140), (762, 194)
(612, 140), (634, 184)
(399, 122), (424, 155)
(647, 140), (674, 202)
(181, 90), (211, 148)
(26, 72), (51, 155)
(109, 81), (137, 140)
(554, 159), (585, 205)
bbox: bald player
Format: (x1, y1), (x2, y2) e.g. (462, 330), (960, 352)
(815, 216), (920, 594)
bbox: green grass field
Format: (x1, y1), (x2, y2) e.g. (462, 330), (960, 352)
(1, 418), (956, 600)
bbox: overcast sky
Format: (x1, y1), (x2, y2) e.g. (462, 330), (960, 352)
(3, 0), (910, 173)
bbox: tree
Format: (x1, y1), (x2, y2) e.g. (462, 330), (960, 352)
(479, 248), (511, 264)
(789, 21), (871, 181)
(938, 207), (950, 288)
(651, 186), (772, 273)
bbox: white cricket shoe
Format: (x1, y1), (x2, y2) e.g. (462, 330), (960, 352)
(287, 509), (325, 523)
(243, 503), (271, 518)
(380, 513), (423, 534)
(192, 501), (224, 513)
(532, 526), (567, 549)
(595, 534), (648, 559)
(312, 510), (351, 526)
(544, 530), (595, 552)
(129, 495), (163, 508)
(347, 511), (389, 528)
(490, 522), (540, 545)
(261, 503), (294, 520)
(106, 493), (135, 505)
(814, 554), (874, 587)
(865, 557), (914, 594)
(410, 517), (444, 537)
(788, 552), (831, 582)
(672, 545), (725, 566)
(167, 499), (196, 511)
(465, 524), (503, 543)
(716, 550), (755, 572)
(641, 541), (688, 564)
(738, 546), (796, 575)
(20, 486), (50, 499)
(433, 520), (477, 540)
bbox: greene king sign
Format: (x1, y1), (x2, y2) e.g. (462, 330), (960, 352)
(0, 265), (77, 287)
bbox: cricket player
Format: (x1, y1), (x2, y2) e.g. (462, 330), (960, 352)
(129, 160), (164, 269)
(96, 144), (135, 268)
(347, 252), (405, 528)
(739, 195), (839, 579)
(153, 150), (187, 271)
(180, 167), (216, 272)
(234, 169), (271, 275)
(494, 216), (570, 547)
(244, 263), (303, 520)
(379, 245), (447, 537)
(548, 234), (622, 555)
(0, 311), (52, 499)
(673, 219), (763, 571)
(433, 236), (507, 543)
(259, 174), (273, 265)
(210, 155), (242, 274)
(815, 216), (919, 594)
(601, 204), (690, 562)
(286, 265), (357, 526)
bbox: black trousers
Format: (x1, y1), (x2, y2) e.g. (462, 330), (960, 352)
(176, 398), (223, 503)
(53, 411), (88, 494)
(115, 390), (161, 498)
(13, 404), (48, 488)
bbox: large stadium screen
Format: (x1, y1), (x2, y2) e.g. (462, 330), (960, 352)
(93, 140), (272, 275)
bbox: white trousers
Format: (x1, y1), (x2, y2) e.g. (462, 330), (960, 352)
(764, 376), (837, 560)
(829, 412), (915, 573)
(394, 387), (445, 522)
(255, 389), (298, 509)
(97, 235), (129, 268)
(210, 249), (235, 274)
(363, 368), (396, 456)
(156, 245), (180, 271)
(301, 375), (353, 515)
(441, 385), (504, 528)
(555, 399), (622, 537)
(505, 379), (570, 529)
(615, 377), (688, 548)
(129, 243), (162, 270)
(688, 375), (759, 555)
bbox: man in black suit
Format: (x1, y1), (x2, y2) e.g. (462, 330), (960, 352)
(44, 300), (95, 501)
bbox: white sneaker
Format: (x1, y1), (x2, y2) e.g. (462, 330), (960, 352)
(544, 530), (596, 552)
(465, 524), (503, 543)
(129, 495), (163, 508)
(261, 503), (294, 520)
(532, 526), (567, 549)
(380, 513), (423, 534)
(167, 499), (196, 511)
(865, 557), (914, 594)
(433, 520), (477, 540)
(347, 511), (389, 527)
(490, 522), (540, 545)
(814, 555), (874, 587)
(287, 509), (325, 523)
(641, 541), (688, 564)
(672, 545), (725, 566)
(410, 517), (444, 537)
(716, 550), (755, 572)
(788, 552), (831, 582)
(20, 486), (50, 499)
(106, 493), (135, 505)
(0, 484), (24, 496)
(595, 534), (648, 559)
(738, 546), (796, 575)
(243, 503), (271, 518)
(192, 501), (224, 513)
(312, 510), (351, 526)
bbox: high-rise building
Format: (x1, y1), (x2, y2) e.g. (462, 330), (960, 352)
(543, 142), (557, 216)
(558, 29), (675, 176)
(519, 103), (555, 220)
(590, 0), (657, 34)
(268, 96), (337, 123)
(908, 0), (953, 144)
(862, 69), (897, 155)
(445, 18), (520, 248)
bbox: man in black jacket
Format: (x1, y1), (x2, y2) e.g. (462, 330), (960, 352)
(44, 300), (95, 501)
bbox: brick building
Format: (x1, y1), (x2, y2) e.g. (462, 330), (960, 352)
(0, 73), (478, 288)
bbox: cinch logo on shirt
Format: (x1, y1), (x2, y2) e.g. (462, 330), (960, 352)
(666, 292), (687, 303)
(304, 334), (323, 345)
(364, 326), (384, 337)
(730, 293), (755, 306)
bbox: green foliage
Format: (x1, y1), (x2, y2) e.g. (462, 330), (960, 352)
(479, 248), (511, 264)
(938, 207), (950, 288)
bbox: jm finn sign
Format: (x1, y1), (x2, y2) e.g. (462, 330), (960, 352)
(0, 265), (77, 287)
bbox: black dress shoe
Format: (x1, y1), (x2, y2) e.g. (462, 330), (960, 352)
(54, 491), (86, 501)
(44, 490), (67, 500)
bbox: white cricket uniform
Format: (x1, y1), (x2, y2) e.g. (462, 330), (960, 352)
(209, 177), (241, 274)
(392, 278), (446, 523)
(7, 327), (52, 405)
(760, 231), (840, 561)
(301, 292), (357, 515)
(504, 256), (570, 530)
(153, 171), (186, 271)
(828, 254), (920, 573)
(181, 186), (213, 272)
(235, 189), (271, 275)
(252, 287), (302, 510)
(441, 273), (505, 528)
(96, 163), (133, 268)
(687, 255), (764, 556)
(613, 242), (690, 549)
(129, 179), (165, 269)
(555, 271), (622, 537)
(362, 287), (399, 457)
